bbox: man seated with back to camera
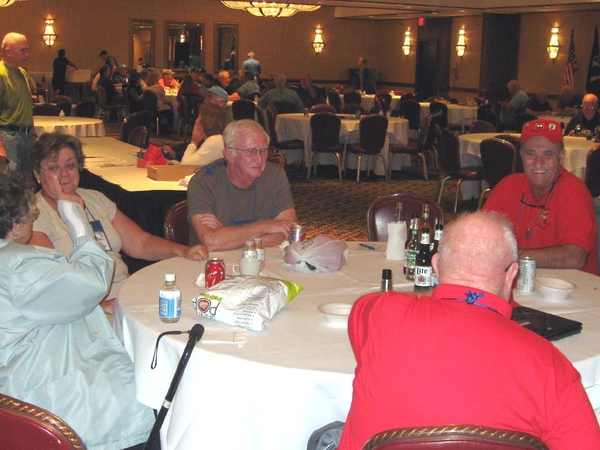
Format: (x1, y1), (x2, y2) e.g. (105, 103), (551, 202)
(187, 119), (296, 251)
(482, 117), (598, 274)
(338, 211), (600, 450)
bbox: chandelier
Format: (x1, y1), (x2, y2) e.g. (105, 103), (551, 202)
(0, 0), (17, 6)
(221, 2), (320, 17)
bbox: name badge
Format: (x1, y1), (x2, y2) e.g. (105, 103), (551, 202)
(90, 220), (112, 251)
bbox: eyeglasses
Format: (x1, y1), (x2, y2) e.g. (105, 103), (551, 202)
(229, 147), (269, 157)
(40, 161), (79, 174)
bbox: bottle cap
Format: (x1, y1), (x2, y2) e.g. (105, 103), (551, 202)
(382, 269), (392, 280)
(165, 273), (175, 282)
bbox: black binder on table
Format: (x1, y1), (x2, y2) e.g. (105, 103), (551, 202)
(511, 306), (582, 341)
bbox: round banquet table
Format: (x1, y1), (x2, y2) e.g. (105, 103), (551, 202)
(360, 94), (402, 112)
(33, 116), (105, 137)
(115, 242), (600, 450)
(419, 102), (478, 130)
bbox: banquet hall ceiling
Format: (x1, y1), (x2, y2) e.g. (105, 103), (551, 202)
(286, 0), (600, 20)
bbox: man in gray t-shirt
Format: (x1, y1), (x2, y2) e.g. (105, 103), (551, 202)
(187, 120), (296, 250)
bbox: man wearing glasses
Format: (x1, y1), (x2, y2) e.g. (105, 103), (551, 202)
(188, 119), (296, 251)
(483, 118), (598, 275)
(565, 93), (600, 136)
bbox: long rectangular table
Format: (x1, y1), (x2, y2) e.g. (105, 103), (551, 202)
(275, 113), (409, 176)
(115, 242), (600, 450)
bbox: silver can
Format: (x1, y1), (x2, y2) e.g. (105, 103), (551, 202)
(289, 224), (306, 244)
(517, 257), (536, 294)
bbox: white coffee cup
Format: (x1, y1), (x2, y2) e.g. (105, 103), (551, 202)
(232, 258), (262, 276)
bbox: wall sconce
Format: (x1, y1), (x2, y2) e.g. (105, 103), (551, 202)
(402, 28), (411, 56)
(43, 17), (56, 46)
(547, 26), (560, 60)
(312, 25), (324, 54)
(456, 26), (466, 57)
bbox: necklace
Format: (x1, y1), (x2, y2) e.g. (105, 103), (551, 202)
(516, 176), (559, 244)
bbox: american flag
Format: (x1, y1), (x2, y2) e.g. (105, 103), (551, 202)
(564, 28), (578, 88)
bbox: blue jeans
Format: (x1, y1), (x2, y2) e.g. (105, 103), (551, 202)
(1, 129), (35, 174)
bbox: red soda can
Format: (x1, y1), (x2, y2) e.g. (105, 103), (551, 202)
(289, 224), (306, 244)
(205, 258), (225, 288)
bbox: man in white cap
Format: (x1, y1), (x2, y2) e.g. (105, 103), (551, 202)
(483, 117), (598, 274)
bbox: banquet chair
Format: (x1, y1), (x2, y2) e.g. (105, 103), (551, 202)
(477, 103), (499, 131)
(343, 91), (362, 106)
(584, 144), (600, 198)
(179, 95), (200, 141)
(495, 134), (523, 172)
(367, 192), (444, 242)
(120, 111), (152, 149)
(309, 103), (336, 114)
(429, 101), (462, 133)
(398, 99), (421, 132)
(326, 89), (342, 113)
(344, 114), (389, 182)
(143, 89), (174, 136)
(33, 103), (61, 116)
(469, 120), (496, 134)
(265, 105), (304, 164)
(514, 113), (537, 132)
(437, 127), (484, 213)
(50, 95), (73, 116)
(164, 200), (189, 245)
(361, 425), (548, 450)
(0, 393), (86, 450)
(232, 99), (257, 121)
(267, 151), (286, 168)
(95, 85), (127, 123)
(308, 112), (344, 179)
(478, 138), (517, 209)
(273, 101), (300, 114)
(387, 114), (435, 180)
(74, 99), (96, 118)
(341, 103), (365, 115)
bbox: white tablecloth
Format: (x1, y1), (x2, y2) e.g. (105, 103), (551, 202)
(34, 116), (105, 137)
(115, 242), (600, 450)
(419, 102), (478, 130)
(275, 113), (409, 175)
(360, 94), (402, 112)
(80, 137), (186, 192)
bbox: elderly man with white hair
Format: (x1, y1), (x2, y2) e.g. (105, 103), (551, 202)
(257, 74), (304, 112)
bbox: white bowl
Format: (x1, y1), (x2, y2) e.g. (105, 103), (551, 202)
(535, 277), (576, 302)
(318, 302), (353, 327)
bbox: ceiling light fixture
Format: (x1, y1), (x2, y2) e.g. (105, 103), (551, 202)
(43, 17), (56, 46)
(456, 26), (466, 57)
(547, 26), (560, 60)
(0, 0), (17, 6)
(312, 25), (324, 54)
(221, 2), (320, 17)
(402, 28), (411, 56)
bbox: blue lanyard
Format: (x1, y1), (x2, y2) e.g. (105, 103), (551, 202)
(441, 290), (501, 315)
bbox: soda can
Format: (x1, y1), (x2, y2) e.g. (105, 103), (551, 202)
(289, 224), (306, 244)
(517, 257), (536, 294)
(205, 258), (226, 288)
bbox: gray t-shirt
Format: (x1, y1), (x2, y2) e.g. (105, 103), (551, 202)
(186, 159), (295, 245)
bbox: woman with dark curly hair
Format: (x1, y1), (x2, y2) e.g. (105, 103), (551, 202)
(0, 170), (154, 449)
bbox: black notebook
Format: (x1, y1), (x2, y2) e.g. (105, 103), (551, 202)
(511, 306), (582, 341)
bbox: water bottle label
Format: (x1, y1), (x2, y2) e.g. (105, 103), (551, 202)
(159, 291), (181, 319)
(256, 249), (265, 261)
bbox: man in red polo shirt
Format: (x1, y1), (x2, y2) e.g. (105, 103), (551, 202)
(483, 118), (598, 275)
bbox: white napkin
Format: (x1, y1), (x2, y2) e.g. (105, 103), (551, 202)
(386, 222), (407, 260)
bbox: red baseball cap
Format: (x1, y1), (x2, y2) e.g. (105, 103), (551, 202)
(521, 118), (563, 144)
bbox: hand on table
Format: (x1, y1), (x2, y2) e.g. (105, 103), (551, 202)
(197, 213), (223, 230)
(183, 244), (209, 261)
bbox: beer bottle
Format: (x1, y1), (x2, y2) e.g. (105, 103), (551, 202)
(405, 218), (420, 280)
(414, 228), (432, 291)
(429, 224), (443, 287)
(403, 214), (417, 275)
(420, 204), (431, 241)
(394, 201), (404, 223)
(380, 269), (392, 293)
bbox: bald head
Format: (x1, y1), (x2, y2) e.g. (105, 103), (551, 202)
(2, 32), (26, 51)
(435, 211), (518, 300)
(507, 80), (520, 95)
(2, 32), (29, 68)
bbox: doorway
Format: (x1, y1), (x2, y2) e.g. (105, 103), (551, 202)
(416, 40), (437, 101)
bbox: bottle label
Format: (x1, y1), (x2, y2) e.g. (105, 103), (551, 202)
(406, 249), (418, 268)
(242, 249), (257, 259)
(256, 248), (265, 261)
(159, 290), (181, 319)
(414, 266), (432, 287)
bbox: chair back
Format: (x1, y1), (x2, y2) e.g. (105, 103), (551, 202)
(127, 126), (149, 148)
(439, 127), (461, 175)
(143, 89), (159, 115)
(514, 113), (537, 132)
(343, 91), (362, 106)
(367, 193), (444, 242)
(416, 114), (434, 151)
(232, 99), (257, 120)
(74, 99), (96, 118)
(400, 99), (421, 130)
(33, 104), (61, 116)
(469, 120), (496, 133)
(0, 393), (86, 450)
(429, 101), (449, 128)
(375, 93), (392, 113)
(273, 101), (300, 114)
(95, 85), (109, 110)
(585, 144), (600, 197)
(480, 138), (517, 188)
(477, 104), (499, 131)
(267, 151), (286, 168)
(164, 200), (189, 245)
(362, 425), (548, 450)
(359, 115), (388, 151)
(120, 111), (153, 147)
(495, 134), (523, 172)
(341, 103), (365, 115)
(265, 105), (279, 145)
(326, 89), (342, 113)
(309, 103), (336, 114)
(310, 113), (341, 149)
(50, 95), (73, 116)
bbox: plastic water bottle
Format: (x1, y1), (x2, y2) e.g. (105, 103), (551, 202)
(159, 274), (181, 323)
(253, 237), (265, 268)
(242, 240), (257, 259)
(59, 110), (65, 121)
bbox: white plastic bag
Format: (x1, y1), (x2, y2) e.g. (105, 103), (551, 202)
(283, 236), (348, 273)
